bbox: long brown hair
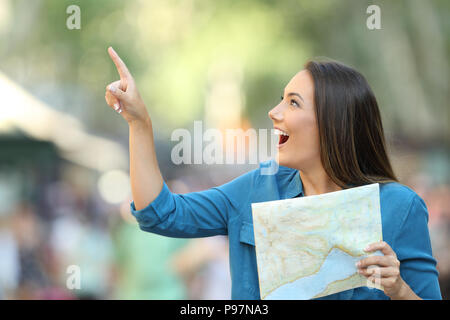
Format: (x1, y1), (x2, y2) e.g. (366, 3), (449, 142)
(304, 59), (398, 188)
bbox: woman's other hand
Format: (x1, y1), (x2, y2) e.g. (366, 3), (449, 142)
(357, 241), (415, 299)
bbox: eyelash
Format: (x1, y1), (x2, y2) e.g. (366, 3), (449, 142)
(280, 96), (299, 107)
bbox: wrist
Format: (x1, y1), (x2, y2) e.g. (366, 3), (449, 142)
(128, 115), (152, 129)
(390, 278), (410, 300)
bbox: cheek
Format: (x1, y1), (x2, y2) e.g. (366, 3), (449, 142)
(288, 114), (318, 142)
(288, 115), (321, 157)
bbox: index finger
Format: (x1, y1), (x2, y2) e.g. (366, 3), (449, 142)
(108, 46), (131, 80)
(364, 241), (395, 256)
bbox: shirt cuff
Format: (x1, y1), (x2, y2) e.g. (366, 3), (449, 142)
(129, 181), (175, 228)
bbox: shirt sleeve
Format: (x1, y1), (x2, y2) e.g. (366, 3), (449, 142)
(129, 169), (256, 238)
(393, 194), (442, 300)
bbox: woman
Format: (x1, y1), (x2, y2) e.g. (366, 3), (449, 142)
(104, 47), (442, 300)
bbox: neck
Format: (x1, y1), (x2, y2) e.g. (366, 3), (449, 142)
(298, 164), (342, 197)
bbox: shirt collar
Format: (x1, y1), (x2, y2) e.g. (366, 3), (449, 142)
(283, 167), (303, 199)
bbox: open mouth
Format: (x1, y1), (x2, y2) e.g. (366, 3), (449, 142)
(274, 128), (289, 147)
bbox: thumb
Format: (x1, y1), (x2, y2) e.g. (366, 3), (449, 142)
(108, 85), (129, 103)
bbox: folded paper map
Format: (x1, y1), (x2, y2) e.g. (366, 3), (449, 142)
(251, 183), (383, 300)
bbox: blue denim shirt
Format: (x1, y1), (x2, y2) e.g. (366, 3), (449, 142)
(130, 160), (442, 300)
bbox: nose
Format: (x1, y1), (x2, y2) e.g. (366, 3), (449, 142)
(268, 103), (284, 122)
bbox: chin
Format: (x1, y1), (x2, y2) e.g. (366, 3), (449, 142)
(275, 152), (289, 167)
(275, 151), (301, 170)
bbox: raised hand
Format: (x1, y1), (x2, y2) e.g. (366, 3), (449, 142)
(105, 47), (150, 124)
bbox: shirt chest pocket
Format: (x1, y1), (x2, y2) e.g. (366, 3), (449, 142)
(239, 221), (255, 246)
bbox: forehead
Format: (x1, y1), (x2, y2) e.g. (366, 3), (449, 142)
(284, 69), (314, 97)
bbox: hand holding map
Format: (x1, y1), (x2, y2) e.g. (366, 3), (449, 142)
(357, 240), (404, 298)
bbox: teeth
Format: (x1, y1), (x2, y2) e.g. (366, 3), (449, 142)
(274, 128), (289, 136)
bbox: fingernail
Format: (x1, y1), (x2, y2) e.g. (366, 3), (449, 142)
(109, 85), (116, 93)
(114, 103), (119, 111)
(355, 262), (360, 268)
(118, 108), (122, 114)
(364, 245), (370, 251)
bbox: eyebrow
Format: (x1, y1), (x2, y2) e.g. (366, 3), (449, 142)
(283, 91), (304, 102)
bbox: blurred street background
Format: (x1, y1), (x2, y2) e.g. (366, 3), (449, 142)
(0, 0), (449, 299)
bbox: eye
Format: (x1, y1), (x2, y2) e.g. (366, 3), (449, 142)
(290, 99), (299, 107)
